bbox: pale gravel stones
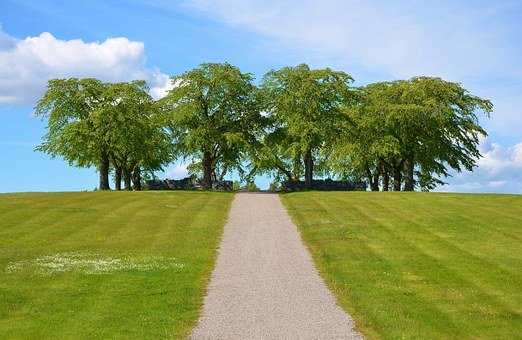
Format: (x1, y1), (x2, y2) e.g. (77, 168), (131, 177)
(191, 193), (362, 340)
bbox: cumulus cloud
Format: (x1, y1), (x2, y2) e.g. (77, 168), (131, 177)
(438, 138), (522, 193)
(149, 71), (175, 100)
(0, 27), (171, 105)
(478, 140), (522, 174)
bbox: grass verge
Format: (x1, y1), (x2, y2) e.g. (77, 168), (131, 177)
(0, 191), (233, 339)
(281, 192), (521, 339)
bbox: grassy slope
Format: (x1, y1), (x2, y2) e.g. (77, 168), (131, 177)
(0, 191), (233, 339)
(281, 192), (522, 339)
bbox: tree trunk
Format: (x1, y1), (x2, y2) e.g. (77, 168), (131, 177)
(132, 167), (142, 191)
(382, 172), (390, 191)
(393, 164), (402, 191)
(123, 168), (132, 191)
(219, 165), (227, 181)
(371, 169), (380, 191)
(292, 156), (302, 180)
(379, 160), (389, 191)
(115, 167), (122, 191)
(202, 150), (213, 190)
(277, 164), (294, 182)
(365, 168), (371, 191)
(365, 167), (378, 191)
(304, 148), (313, 189)
(367, 166), (379, 191)
(403, 154), (415, 191)
(99, 151), (110, 190)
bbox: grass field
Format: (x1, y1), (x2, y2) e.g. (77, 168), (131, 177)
(281, 192), (522, 339)
(0, 191), (233, 339)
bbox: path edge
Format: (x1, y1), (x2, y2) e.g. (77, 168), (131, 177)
(185, 192), (236, 339)
(278, 192), (364, 339)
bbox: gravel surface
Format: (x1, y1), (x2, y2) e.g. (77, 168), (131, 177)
(191, 193), (362, 339)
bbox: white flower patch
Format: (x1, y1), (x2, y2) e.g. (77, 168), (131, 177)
(5, 252), (185, 276)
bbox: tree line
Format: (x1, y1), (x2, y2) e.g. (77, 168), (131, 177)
(35, 63), (492, 191)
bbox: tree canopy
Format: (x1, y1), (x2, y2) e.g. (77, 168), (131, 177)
(36, 78), (172, 190)
(330, 77), (493, 191)
(36, 78), (112, 189)
(160, 62), (263, 189)
(257, 64), (355, 188)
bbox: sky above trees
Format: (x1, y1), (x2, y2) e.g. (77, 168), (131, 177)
(0, 0), (521, 192)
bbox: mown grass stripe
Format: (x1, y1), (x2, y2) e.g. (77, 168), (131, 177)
(1, 193), (130, 246)
(0, 191), (233, 339)
(365, 196), (521, 287)
(348, 194), (521, 316)
(290, 195), (467, 338)
(281, 192), (522, 339)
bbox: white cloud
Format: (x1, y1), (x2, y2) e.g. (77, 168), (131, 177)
(165, 163), (189, 179)
(0, 27), (171, 105)
(477, 140), (522, 174)
(439, 138), (522, 193)
(184, 0), (521, 80)
(182, 1), (522, 136)
(149, 71), (175, 100)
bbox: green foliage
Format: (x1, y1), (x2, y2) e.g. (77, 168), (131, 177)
(102, 81), (172, 173)
(330, 77), (492, 190)
(35, 78), (173, 190)
(34, 67), (492, 192)
(244, 181), (260, 192)
(268, 181), (281, 192)
(261, 64), (353, 151)
(35, 78), (107, 168)
(254, 64), (355, 184)
(161, 63), (264, 188)
(232, 181), (242, 191)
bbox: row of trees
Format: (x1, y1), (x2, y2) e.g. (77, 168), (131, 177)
(36, 63), (492, 191)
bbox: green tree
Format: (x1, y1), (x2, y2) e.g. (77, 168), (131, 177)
(260, 64), (354, 188)
(36, 78), (172, 191)
(102, 81), (172, 190)
(332, 77), (493, 191)
(247, 122), (302, 183)
(35, 78), (112, 190)
(161, 63), (262, 189)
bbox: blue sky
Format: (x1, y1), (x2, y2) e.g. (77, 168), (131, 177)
(1, 0), (521, 192)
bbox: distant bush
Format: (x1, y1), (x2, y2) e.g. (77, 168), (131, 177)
(269, 182), (281, 192)
(233, 181), (242, 191)
(244, 182), (260, 192)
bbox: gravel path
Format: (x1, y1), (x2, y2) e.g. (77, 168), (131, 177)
(191, 193), (362, 339)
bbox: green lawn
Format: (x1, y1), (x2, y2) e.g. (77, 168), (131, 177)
(281, 192), (522, 339)
(0, 191), (233, 339)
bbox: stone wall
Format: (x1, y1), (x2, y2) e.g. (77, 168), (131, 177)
(145, 177), (233, 191)
(282, 179), (367, 191)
